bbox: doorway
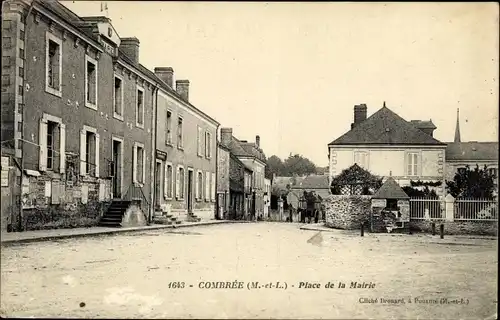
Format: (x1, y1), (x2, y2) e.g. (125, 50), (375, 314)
(187, 169), (193, 213)
(155, 160), (162, 209)
(112, 139), (122, 198)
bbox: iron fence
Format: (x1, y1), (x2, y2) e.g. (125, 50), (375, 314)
(454, 198), (498, 221)
(409, 197), (443, 220)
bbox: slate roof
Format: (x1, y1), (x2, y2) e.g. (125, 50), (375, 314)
(445, 142), (499, 161)
(48, 1), (219, 126)
(372, 177), (409, 199)
(410, 120), (437, 129)
(329, 106), (446, 146)
(291, 175), (330, 190)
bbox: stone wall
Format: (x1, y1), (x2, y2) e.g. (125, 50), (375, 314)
(410, 220), (498, 236)
(10, 173), (112, 231)
(324, 195), (372, 230)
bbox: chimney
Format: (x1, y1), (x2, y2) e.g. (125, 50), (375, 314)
(154, 67), (174, 88)
(221, 128), (233, 146)
(119, 37), (140, 64)
(176, 80), (190, 101)
(352, 104), (367, 128)
(256, 135), (260, 148)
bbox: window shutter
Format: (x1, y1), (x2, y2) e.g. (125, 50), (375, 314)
(132, 145), (137, 183)
(59, 124), (66, 174)
(95, 133), (100, 178)
(164, 165), (169, 199)
(175, 167), (180, 199)
(195, 171), (199, 200)
(39, 120), (47, 171)
(79, 130), (86, 175)
(211, 172), (216, 201)
(142, 148), (146, 185)
(205, 171), (210, 201)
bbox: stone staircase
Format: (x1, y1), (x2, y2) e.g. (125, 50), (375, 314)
(99, 200), (131, 227)
(154, 212), (183, 225)
(186, 213), (202, 222)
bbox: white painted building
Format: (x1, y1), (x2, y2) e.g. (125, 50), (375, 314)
(328, 103), (447, 195)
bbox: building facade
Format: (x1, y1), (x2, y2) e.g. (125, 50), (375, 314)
(328, 103), (447, 195)
(219, 128), (266, 220)
(154, 68), (219, 222)
(216, 143), (230, 219)
(1, 0), (219, 231)
(445, 109), (498, 193)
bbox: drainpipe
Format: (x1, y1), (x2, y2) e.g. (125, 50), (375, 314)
(149, 84), (159, 224)
(16, 0), (36, 231)
(214, 124), (220, 219)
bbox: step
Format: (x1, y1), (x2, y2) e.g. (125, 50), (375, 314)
(104, 213), (124, 218)
(100, 217), (122, 223)
(98, 221), (122, 227)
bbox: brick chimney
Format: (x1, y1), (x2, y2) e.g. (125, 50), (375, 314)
(352, 104), (367, 128)
(119, 37), (140, 64)
(256, 135), (260, 148)
(154, 67), (174, 88)
(176, 80), (190, 102)
(221, 128), (233, 146)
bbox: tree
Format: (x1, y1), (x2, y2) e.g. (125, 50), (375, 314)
(446, 165), (495, 199)
(282, 154), (317, 176)
(330, 164), (382, 195)
(266, 155), (284, 178)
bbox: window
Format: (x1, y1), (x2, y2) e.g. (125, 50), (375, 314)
(45, 33), (62, 96)
(136, 86), (144, 127)
(197, 126), (203, 156)
(133, 142), (145, 184)
(166, 111), (172, 145)
(205, 132), (212, 158)
(80, 126), (99, 177)
(85, 131), (96, 175)
(407, 152), (419, 176)
(205, 171), (210, 201)
(113, 76), (123, 119)
(177, 166), (185, 199)
(85, 56), (98, 108)
(164, 163), (173, 199)
(197, 171), (203, 199)
(39, 114), (65, 173)
(354, 151), (368, 169)
(177, 117), (183, 149)
(46, 121), (57, 170)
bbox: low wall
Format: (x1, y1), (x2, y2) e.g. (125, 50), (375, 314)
(121, 204), (147, 228)
(324, 195), (372, 230)
(10, 173), (112, 231)
(410, 220), (498, 236)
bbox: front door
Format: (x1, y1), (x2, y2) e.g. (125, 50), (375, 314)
(187, 170), (193, 213)
(155, 161), (162, 209)
(112, 140), (121, 198)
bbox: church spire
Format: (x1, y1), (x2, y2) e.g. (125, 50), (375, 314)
(454, 108), (461, 143)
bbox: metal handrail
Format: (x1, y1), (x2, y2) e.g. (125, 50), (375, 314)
(123, 183), (150, 224)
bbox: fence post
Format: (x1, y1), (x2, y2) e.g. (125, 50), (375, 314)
(444, 194), (455, 222)
(360, 222), (364, 237)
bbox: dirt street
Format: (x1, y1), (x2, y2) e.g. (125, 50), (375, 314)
(1, 223), (497, 319)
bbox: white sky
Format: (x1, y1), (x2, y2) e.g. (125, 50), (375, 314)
(63, 1), (499, 166)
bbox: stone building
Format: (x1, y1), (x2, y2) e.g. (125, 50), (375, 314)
(153, 68), (219, 222)
(445, 109), (498, 194)
(0, 0), (219, 231)
(218, 128), (265, 219)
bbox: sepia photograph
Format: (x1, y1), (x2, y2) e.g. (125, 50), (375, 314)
(1, 1), (498, 319)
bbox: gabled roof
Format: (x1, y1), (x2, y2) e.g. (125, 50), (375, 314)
(445, 142), (499, 161)
(372, 177), (409, 199)
(290, 175), (330, 190)
(329, 106), (446, 146)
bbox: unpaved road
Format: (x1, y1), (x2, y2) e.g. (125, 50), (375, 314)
(1, 223), (497, 319)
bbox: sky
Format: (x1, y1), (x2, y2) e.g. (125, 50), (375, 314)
(63, 1), (499, 166)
